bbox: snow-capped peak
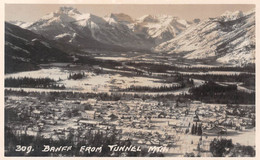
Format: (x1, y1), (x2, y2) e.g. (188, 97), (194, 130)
(104, 13), (134, 25)
(75, 13), (106, 27)
(40, 6), (84, 21)
(220, 10), (244, 22)
(137, 14), (191, 27)
(132, 14), (193, 45)
(138, 15), (159, 23)
(57, 6), (81, 15)
(109, 13), (133, 23)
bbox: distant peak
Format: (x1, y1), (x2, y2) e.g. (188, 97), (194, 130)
(245, 8), (255, 16)
(193, 18), (201, 24)
(158, 14), (173, 18)
(222, 10), (233, 16)
(57, 6), (81, 15)
(139, 14), (154, 19)
(105, 13), (134, 23)
(220, 10), (244, 21)
(111, 13), (131, 17)
(138, 15), (158, 23)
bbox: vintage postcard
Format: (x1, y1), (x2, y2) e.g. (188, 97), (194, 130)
(1, 0), (259, 159)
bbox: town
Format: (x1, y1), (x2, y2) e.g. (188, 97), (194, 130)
(5, 91), (255, 156)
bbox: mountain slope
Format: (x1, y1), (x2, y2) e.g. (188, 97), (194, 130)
(154, 9), (255, 66)
(5, 22), (72, 73)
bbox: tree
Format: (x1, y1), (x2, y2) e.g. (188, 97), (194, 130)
(194, 122), (198, 135)
(210, 138), (234, 157)
(197, 124), (203, 136)
(184, 152), (195, 157)
(229, 145), (255, 157)
(191, 124), (195, 135)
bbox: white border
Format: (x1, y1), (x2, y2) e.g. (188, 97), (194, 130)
(0, 0), (259, 160)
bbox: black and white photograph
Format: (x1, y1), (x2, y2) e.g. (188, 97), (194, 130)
(2, 1), (258, 158)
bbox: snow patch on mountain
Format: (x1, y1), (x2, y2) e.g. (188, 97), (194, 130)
(5, 41), (30, 54)
(220, 10), (244, 22)
(54, 33), (71, 39)
(8, 20), (33, 28)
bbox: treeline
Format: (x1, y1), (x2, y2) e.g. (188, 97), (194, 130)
(189, 81), (237, 96)
(5, 77), (65, 89)
(188, 81), (255, 104)
(68, 72), (86, 80)
(75, 55), (122, 70)
(210, 138), (255, 157)
(4, 89), (185, 103)
(5, 89), (125, 101)
(177, 64), (255, 72)
(185, 73), (255, 84)
(120, 84), (184, 92)
(126, 62), (175, 73)
(5, 87), (255, 104)
(118, 75), (194, 92)
(5, 126), (162, 157)
(125, 62), (255, 73)
(157, 74), (194, 84)
(121, 79), (194, 92)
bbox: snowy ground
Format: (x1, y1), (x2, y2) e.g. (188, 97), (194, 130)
(5, 67), (178, 93)
(5, 64), (253, 95)
(5, 68), (69, 81)
(94, 57), (130, 61)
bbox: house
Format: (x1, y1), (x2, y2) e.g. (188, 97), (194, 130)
(168, 121), (177, 128)
(81, 110), (96, 119)
(78, 120), (99, 127)
(45, 119), (57, 125)
(176, 102), (187, 108)
(204, 126), (227, 135)
(31, 110), (42, 118)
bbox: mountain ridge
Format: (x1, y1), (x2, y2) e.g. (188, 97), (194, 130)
(153, 9), (255, 66)
(5, 22), (72, 73)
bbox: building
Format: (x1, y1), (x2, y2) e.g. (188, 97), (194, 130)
(204, 126), (227, 135)
(81, 110), (96, 119)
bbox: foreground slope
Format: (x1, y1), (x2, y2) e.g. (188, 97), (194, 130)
(5, 22), (72, 73)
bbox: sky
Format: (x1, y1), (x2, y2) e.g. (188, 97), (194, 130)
(5, 4), (255, 22)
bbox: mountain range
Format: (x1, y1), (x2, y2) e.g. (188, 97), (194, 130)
(154, 9), (255, 66)
(7, 6), (255, 67)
